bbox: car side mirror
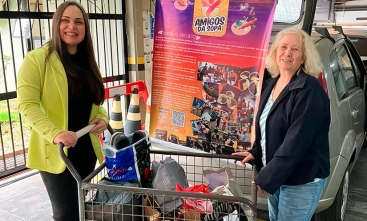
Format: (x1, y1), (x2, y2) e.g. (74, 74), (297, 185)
(363, 60), (367, 72)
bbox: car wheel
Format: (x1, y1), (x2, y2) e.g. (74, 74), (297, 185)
(312, 168), (349, 221)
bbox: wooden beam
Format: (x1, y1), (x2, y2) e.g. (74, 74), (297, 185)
(29, 0), (42, 5)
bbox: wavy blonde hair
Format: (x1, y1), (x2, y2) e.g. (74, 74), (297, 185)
(266, 26), (322, 78)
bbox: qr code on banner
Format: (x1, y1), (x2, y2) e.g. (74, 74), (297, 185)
(171, 110), (185, 127)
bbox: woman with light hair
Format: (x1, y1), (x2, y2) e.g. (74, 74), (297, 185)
(266, 26), (323, 78)
(233, 26), (330, 220)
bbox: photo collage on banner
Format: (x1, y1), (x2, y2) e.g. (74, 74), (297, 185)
(150, 0), (276, 155)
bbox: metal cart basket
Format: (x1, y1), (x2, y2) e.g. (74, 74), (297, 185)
(58, 126), (258, 221)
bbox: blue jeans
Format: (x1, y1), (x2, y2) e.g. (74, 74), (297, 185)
(268, 178), (327, 221)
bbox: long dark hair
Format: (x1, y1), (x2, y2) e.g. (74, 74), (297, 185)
(46, 1), (104, 105)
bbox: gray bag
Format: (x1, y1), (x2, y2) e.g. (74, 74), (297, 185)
(151, 157), (189, 212)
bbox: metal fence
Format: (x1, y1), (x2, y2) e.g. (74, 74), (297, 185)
(0, 0), (127, 178)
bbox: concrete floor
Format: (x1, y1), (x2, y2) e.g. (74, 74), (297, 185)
(0, 172), (51, 220)
(0, 149), (366, 221)
(344, 148), (367, 221)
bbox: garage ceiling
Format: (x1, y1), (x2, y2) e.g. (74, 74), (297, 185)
(313, 0), (367, 38)
(334, 0), (367, 11)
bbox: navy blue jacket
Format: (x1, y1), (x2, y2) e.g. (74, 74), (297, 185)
(248, 71), (330, 195)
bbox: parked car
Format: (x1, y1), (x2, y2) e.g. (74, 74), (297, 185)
(308, 26), (366, 221)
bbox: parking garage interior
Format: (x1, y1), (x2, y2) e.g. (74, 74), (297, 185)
(1, 0), (367, 220)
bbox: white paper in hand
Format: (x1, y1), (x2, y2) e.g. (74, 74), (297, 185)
(76, 124), (95, 138)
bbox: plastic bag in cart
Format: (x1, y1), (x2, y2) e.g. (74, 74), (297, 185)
(176, 183), (213, 214)
(152, 157), (189, 212)
(203, 202), (248, 221)
(93, 179), (138, 204)
(203, 167), (252, 220)
(85, 178), (142, 221)
(103, 144), (140, 182)
(103, 130), (151, 186)
(129, 131), (152, 187)
(203, 167), (243, 197)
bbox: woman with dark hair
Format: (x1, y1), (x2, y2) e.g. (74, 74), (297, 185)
(17, 1), (107, 220)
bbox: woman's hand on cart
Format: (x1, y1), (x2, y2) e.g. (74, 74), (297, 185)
(54, 131), (78, 148)
(232, 151), (255, 168)
(89, 118), (107, 134)
(55, 123), (102, 148)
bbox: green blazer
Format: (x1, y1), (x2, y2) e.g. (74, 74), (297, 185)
(17, 46), (108, 174)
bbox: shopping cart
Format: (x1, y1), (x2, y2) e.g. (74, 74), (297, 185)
(58, 125), (258, 221)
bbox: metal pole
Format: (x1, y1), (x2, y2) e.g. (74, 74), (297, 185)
(125, 0), (146, 121)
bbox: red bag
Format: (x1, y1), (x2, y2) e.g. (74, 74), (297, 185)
(176, 184), (213, 214)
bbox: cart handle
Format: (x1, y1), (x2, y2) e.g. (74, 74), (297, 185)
(58, 124), (96, 183)
(106, 124), (256, 166)
(150, 149), (255, 166)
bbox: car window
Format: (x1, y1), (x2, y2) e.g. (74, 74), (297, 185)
(345, 41), (362, 87)
(330, 51), (346, 100)
(348, 52), (362, 87)
(335, 45), (358, 91)
(273, 0), (303, 23)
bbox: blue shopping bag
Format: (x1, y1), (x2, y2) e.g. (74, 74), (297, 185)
(103, 144), (140, 182)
